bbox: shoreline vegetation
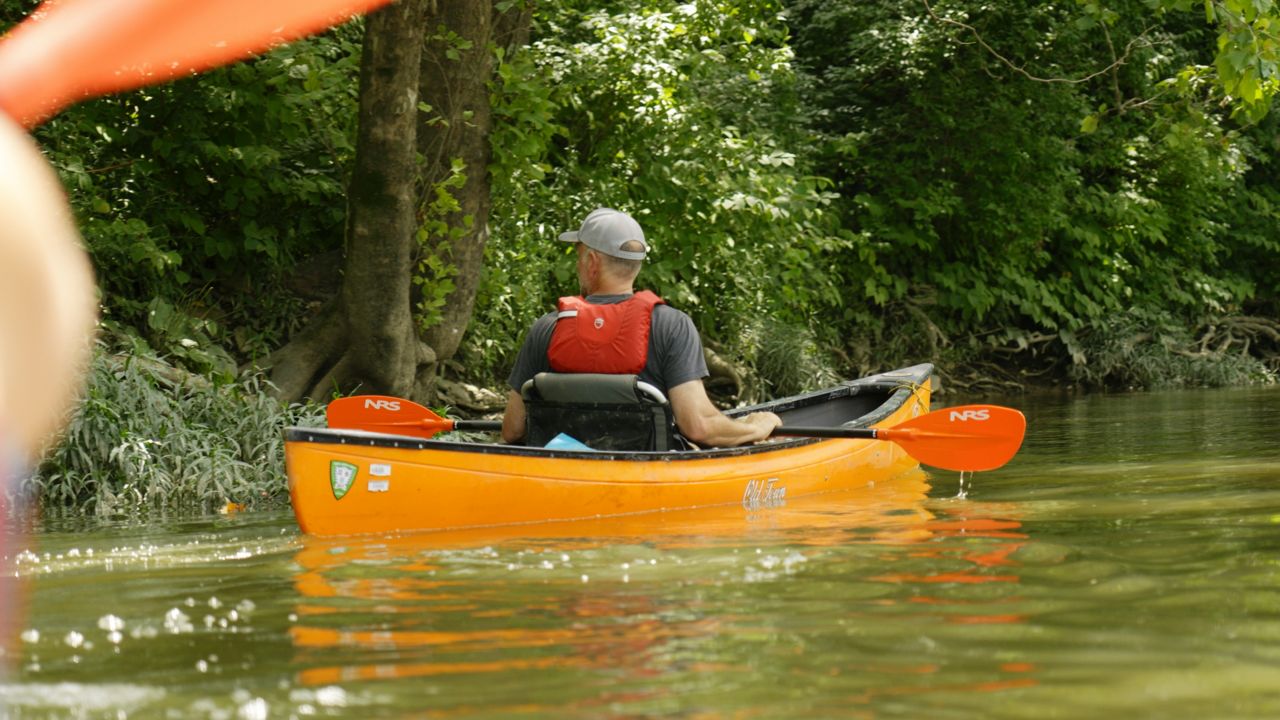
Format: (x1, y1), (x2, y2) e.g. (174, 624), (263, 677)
(4, 0), (1278, 516)
(21, 320), (1277, 518)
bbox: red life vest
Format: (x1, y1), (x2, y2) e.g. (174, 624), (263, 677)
(547, 290), (665, 374)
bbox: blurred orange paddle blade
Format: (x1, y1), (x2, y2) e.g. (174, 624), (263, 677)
(0, 0), (392, 126)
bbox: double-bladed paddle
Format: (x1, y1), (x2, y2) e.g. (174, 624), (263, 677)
(326, 395), (1026, 472)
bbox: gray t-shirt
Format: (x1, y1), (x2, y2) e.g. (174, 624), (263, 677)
(507, 294), (709, 395)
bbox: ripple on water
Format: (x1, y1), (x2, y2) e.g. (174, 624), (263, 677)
(6, 534), (298, 578)
(0, 682), (164, 712)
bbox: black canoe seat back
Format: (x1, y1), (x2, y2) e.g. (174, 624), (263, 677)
(521, 372), (681, 451)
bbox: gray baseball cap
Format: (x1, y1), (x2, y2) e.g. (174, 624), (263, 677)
(558, 208), (649, 260)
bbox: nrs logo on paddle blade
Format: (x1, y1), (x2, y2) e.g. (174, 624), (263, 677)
(948, 409), (990, 422)
(363, 399), (400, 411)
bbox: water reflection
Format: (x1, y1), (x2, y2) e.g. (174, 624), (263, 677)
(4, 388), (1278, 717)
(288, 470), (930, 681)
(286, 467), (1038, 708)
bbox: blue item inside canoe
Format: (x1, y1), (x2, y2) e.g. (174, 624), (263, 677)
(544, 433), (596, 451)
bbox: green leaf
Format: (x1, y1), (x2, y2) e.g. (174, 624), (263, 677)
(1238, 67), (1261, 101)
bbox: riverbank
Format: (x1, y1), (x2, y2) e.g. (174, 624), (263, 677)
(853, 311), (1280, 398)
(17, 311), (1275, 520)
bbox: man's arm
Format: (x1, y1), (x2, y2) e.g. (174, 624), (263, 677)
(502, 313), (556, 445)
(502, 390), (526, 444)
(668, 380), (781, 448)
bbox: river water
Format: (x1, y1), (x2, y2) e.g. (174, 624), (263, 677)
(3, 387), (1279, 718)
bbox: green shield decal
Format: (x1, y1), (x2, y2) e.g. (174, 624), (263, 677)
(330, 461), (357, 500)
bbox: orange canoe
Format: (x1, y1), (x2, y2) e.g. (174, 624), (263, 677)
(284, 364), (934, 537)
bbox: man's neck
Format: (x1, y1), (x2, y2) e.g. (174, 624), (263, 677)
(585, 281), (634, 296)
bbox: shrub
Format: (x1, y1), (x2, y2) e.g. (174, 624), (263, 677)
(23, 347), (324, 516)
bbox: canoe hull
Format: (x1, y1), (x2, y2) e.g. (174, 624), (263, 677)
(286, 365), (933, 537)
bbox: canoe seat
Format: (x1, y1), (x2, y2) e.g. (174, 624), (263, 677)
(521, 373), (685, 452)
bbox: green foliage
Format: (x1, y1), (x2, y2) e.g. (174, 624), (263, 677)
(413, 158), (469, 333)
(1221, 110), (1280, 316)
(739, 319), (839, 400)
(1188, 0), (1280, 120)
(1075, 0), (1280, 121)
(464, 0), (849, 383)
(789, 0), (1274, 373)
(1068, 309), (1272, 389)
(26, 23), (363, 367)
(26, 347), (324, 516)
(137, 295), (237, 379)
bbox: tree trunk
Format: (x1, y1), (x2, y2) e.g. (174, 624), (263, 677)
(264, 0), (530, 404)
(415, 1), (532, 377)
(265, 0), (432, 402)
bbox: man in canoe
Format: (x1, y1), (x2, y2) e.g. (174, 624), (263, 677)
(501, 208), (782, 449)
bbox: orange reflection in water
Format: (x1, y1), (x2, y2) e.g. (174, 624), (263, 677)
(850, 499), (1039, 702)
(287, 468), (1041, 705)
(848, 674), (1039, 705)
(839, 499), (1039, 702)
(291, 589), (726, 687)
(299, 655), (592, 687)
(873, 503), (1028, 587)
(289, 468), (936, 687)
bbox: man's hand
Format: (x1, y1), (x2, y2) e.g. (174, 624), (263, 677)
(739, 411), (783, 444)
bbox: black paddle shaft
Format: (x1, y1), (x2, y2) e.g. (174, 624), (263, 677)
(455, 419), (503, 432)
(447, 421), (877, 440)
(771, 426), (878, 440)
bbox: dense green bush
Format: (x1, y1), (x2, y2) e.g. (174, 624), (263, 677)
(1223, 111), (1280, 319)
(5, 0), (1275, 411)
(25, 348), (324, 515)
(6, 12), (363, 365)
(786, 0), (1276, 388)
(1068, 310), (1271, 389)
(465, 0), (849, 391)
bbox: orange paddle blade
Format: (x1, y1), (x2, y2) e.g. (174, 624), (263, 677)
(325, 395), (454, 440)
(0, 0), (392, 126)
(878, 405), (1026, 472)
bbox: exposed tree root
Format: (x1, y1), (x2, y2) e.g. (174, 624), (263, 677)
(1193, 316), (1280, 359)
(259, 296), (438, 405)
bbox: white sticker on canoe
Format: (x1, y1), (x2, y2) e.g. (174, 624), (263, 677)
(369, 463), (392, 477)
(367, 480), (390, 492)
